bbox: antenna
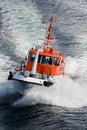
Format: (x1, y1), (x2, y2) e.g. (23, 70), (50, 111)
(44, 16), (55, 47)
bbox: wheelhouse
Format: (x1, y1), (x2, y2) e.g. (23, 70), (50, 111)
(26, 48), (65, 76)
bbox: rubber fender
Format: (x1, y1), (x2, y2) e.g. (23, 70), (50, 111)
(43, 81), (53, 87)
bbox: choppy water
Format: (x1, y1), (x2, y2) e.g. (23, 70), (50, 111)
(0, 0), (87, 129)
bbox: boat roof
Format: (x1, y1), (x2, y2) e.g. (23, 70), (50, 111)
(29, 49), (61, 58)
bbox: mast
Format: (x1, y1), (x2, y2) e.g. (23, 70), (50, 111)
(45, 16), (55, 47)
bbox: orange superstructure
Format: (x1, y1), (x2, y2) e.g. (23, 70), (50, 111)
(26, 16), (65, 76)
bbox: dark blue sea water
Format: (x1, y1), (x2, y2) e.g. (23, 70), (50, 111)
(0, 0), (87, 129)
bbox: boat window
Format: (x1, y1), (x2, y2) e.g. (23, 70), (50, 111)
(38, 55), (59, 66)
(45, 56), (52, 65)
(49, 57), (52, 65)
(38, 55), (42, 63)
(53, 58), (59, 66)
(42, 56), (46, 64)
(28, 53), (31, 61)
(29, 53), (36, 62)
(38, 55), (52, 65)
(38, 55), (46, 64)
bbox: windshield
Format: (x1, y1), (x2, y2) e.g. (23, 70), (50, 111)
(38, 55), (59, 66)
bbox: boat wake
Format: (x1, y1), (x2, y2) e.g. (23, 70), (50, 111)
(13, 75), (87, 108)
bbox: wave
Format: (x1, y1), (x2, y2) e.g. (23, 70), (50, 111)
(0, 0), (45, 56)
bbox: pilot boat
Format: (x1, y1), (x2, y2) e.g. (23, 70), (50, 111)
(8, 17), (65, 95)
